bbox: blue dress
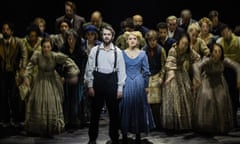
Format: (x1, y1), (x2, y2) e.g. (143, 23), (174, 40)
(119, 50), (155, 134)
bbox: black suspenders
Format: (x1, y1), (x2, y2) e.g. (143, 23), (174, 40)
(95, 45), (117, 72)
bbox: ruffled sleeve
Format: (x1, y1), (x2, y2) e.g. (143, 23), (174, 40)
(192, 57), (210, 83)
(165, 48), (177, 80)
(24, 51), (40, 81)
(54, 52), (80, 78)
(224, 58), (240, 86)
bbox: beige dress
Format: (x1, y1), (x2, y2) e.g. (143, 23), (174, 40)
(24, 51), (79, 136)
(162, 46), (200, 130)
(191, 37), (210, 57)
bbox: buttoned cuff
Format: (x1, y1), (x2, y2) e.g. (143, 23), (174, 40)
(88, 81), (93, 88)
(118, 85), (123, 92)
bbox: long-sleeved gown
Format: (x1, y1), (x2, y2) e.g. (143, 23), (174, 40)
(24, 51), (79, 136)
(119, 50), (155, 134)
(192, 57), (240, 134)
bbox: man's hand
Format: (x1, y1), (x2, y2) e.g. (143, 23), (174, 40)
(117, 91), (123, 99)
(158, 78), (163, 86)
(165, 76), (174, 85)
(67, 76), (78, 84)
(88, 87), (95, 97)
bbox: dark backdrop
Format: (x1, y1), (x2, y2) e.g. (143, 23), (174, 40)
(1, 0), (239, 37)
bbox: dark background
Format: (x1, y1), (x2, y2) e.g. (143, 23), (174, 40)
(1, 0), (239, 37)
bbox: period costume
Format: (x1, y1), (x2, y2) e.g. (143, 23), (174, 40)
(119, 50), (155, 134)
(0, 37), (27, 125)
(192, 57), (240, 134)
(217, 33), (240, 128)
(61, 40), (88, 129)
(162, 45), (200, 130)
(24, 51), (79, 136)
(143, 44), (166, 130)
(85, 43), (126, 143)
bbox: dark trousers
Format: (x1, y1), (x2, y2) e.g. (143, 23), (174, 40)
(224, 67), (239, 128)
(88, 71), (119, 142)
(0, 72), (25, 123)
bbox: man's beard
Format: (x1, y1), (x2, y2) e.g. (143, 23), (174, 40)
(3, 33), (11, 39)
(103, 38), (112, 45)
(66, 15), (73, 19)
(135, 25), (141, 29)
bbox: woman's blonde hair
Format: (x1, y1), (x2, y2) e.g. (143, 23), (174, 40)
(199, 17), (212, 28)
(123, 31), (143, 41)
(187, 23), (200, 34)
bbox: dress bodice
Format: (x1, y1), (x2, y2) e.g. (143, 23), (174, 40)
(123, 50), (150, 80)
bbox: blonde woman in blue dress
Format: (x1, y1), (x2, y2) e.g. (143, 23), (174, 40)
(119, 31), (155, 144)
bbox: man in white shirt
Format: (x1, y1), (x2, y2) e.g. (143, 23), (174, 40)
(85, 25), (126, 144)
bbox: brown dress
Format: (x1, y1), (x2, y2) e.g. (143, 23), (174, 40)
(192, 57), (240, 134)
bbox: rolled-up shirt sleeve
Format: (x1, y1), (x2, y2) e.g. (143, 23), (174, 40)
(116, 49), (126, 92)
(84, 46), (97, 88)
